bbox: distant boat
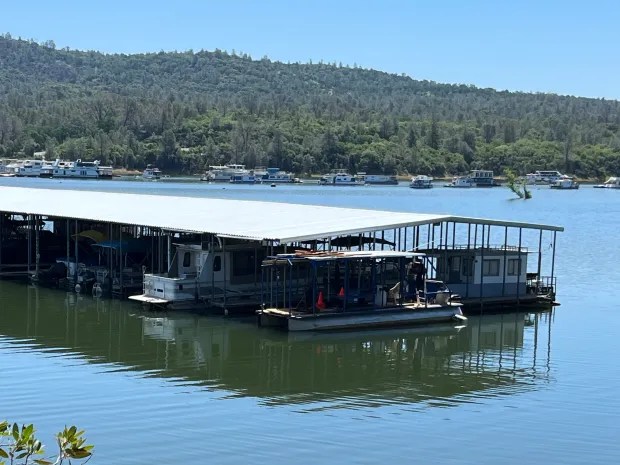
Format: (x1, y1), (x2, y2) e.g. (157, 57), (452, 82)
(409, 175), (434, 189)
(593, 177), (620, 189)
(524, 170), (564, 184)
(357, 173), (399, 185)
(549, 175), (579, 190)
(52, 159), (113, 179)
(142, 165), (162, 180)
(255, 167), (300, 183)
(318, 170), (364, 186)
(201, 164), (249, 182)
(445, 170), (499, 188)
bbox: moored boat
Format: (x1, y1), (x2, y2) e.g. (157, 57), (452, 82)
(318, 170), (364, 186)
(255, 167), (300, 183)
(257, 251), (465, 331)
(445, 170), (499, 188)
(409, 175), (434, 189)
(594, 177), (620, 189)
(549, 175), (579, 189)
(201, 164), (249, 182)
(524, 170), (564, 184)
(142, 165), (162, 180)
(358, 173), (399, 185)
(52, 159), (113, 179)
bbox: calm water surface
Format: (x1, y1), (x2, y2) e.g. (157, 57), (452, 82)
(1, 177), (619, 464)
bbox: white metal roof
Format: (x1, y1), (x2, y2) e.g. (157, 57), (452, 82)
(0, 186), (563, 243)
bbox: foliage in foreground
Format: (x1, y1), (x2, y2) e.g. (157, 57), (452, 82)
(0, 421), (93, 465)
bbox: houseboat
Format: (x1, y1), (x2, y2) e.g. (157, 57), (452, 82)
(201, 164), (249, 182)
(52, 159), (113, 179)
(594, 177), (620, 189)
(445, 170), (499, 188)
(257, 251), (465, 331)
(15, 159), (46, 177)
(129, 240), (267, 311)
(318, 171), (365, 186)
(0, 159), (18, 177)
(409, 175), (434, 189)
(230, 171), (258, 184)
(358, 173), (399, 185)
(255, 167), (300, 183)
(142, 165), (162, 180)
(419, 244), (555, 311)
(525, 170), (564, 184)
(549, 176), (579, 189)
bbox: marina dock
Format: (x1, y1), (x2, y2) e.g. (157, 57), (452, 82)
(0, 186), (563, 315)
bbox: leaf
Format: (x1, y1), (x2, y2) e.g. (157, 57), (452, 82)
(0, 449), (7, 458)
(67, 448), (92, 459)
(34, 460), (53, 465)
(11, 423), (18, 441)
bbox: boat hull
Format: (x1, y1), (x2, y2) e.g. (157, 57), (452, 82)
(258, 305), (464, 332)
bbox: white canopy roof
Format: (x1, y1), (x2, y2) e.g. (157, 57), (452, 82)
(0, 186), (563, 243)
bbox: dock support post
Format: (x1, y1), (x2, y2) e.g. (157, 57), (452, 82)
(74, 220), (79, 286)
(502, 226), (508, 297)
(517, 227), (522, 306)
(0, 213), (3, 272)
(35, 215), (40, 279)
(550, 231), (557, 295)
(66, 219), (70, 281)
(167, 232), (172, 271)
(537, 229), (543, 283)
(27, 215), (32, 276)
(479, 224), (485, 310)
(222, 237), (227, 313)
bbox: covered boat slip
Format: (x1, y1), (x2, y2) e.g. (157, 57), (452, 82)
(0, 186), (562, 313)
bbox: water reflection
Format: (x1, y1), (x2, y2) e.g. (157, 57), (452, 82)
(0, 281), (554, 409)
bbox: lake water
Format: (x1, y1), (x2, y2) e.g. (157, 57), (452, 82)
(1, 177), (619, 464)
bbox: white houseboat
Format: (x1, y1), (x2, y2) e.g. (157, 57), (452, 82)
(410, 175), (434, 189)
(594, 177), (620, 189)
(129, 241), (267, 311)
(15, 159), (46, 177)
(201, 164), (250, 182)
(257, 251), (465, 331)
(525, 170), (564, 184)
(52, 159), (113, 179)
(445, 170), (499, 188)
(143, 165), (162, 180)
(358, 173), (399, 185)
(549, 175), (579, 189)
(318, 171), (365, 186)
(230, 171), (258, 184)
(255, 167), (300, 183)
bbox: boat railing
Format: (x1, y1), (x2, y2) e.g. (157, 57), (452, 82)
(526, 274), (556, 297)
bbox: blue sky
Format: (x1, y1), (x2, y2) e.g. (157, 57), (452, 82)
(1, 0), (619, 99)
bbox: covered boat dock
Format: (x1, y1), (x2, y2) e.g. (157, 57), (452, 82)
(0, 186), (563, 311)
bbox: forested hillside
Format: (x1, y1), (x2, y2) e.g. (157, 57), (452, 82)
(1, 34), (619, 177)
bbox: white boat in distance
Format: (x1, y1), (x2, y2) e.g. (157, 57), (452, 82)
(52, 159), (113, 179)
(524, 170), (564, 184)
(201, 164), (250, 182)
(594, 177), (620, 189)
(549, 175), (579, 190)
(318, 170), (365, 186)
(409, 175), (434, 189)
(358, 173), (399, 185)
(143, 165), (162, 180)
(15, 159), (47, 177)
(445, 170), (499, 188)
(255, 167), (301, 183)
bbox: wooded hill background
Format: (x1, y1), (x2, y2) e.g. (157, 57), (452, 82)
(1, 34), (619, 178)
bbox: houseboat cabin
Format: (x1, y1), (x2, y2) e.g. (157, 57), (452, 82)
(129, 240), (266, 311)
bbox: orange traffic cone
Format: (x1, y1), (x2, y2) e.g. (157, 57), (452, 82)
(338, 286), (345, 297)
(316, 291), (326, 310)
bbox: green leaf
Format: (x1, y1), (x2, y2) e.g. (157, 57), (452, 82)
(11, 423), (18, 441)
(67, 448), (92, 459)
(34, 459), (53, 465)
(0, 449), (7, 458)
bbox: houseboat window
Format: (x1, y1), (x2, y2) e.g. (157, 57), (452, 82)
(213, 256), (221, 271)
(232, 250), (262, 277)
(507, 258), (521, 276)
(483, 259), (500, 276)
(182, 251), (191, 268)
(450, 256), (461, 272)
(462, 258), (473, 277)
